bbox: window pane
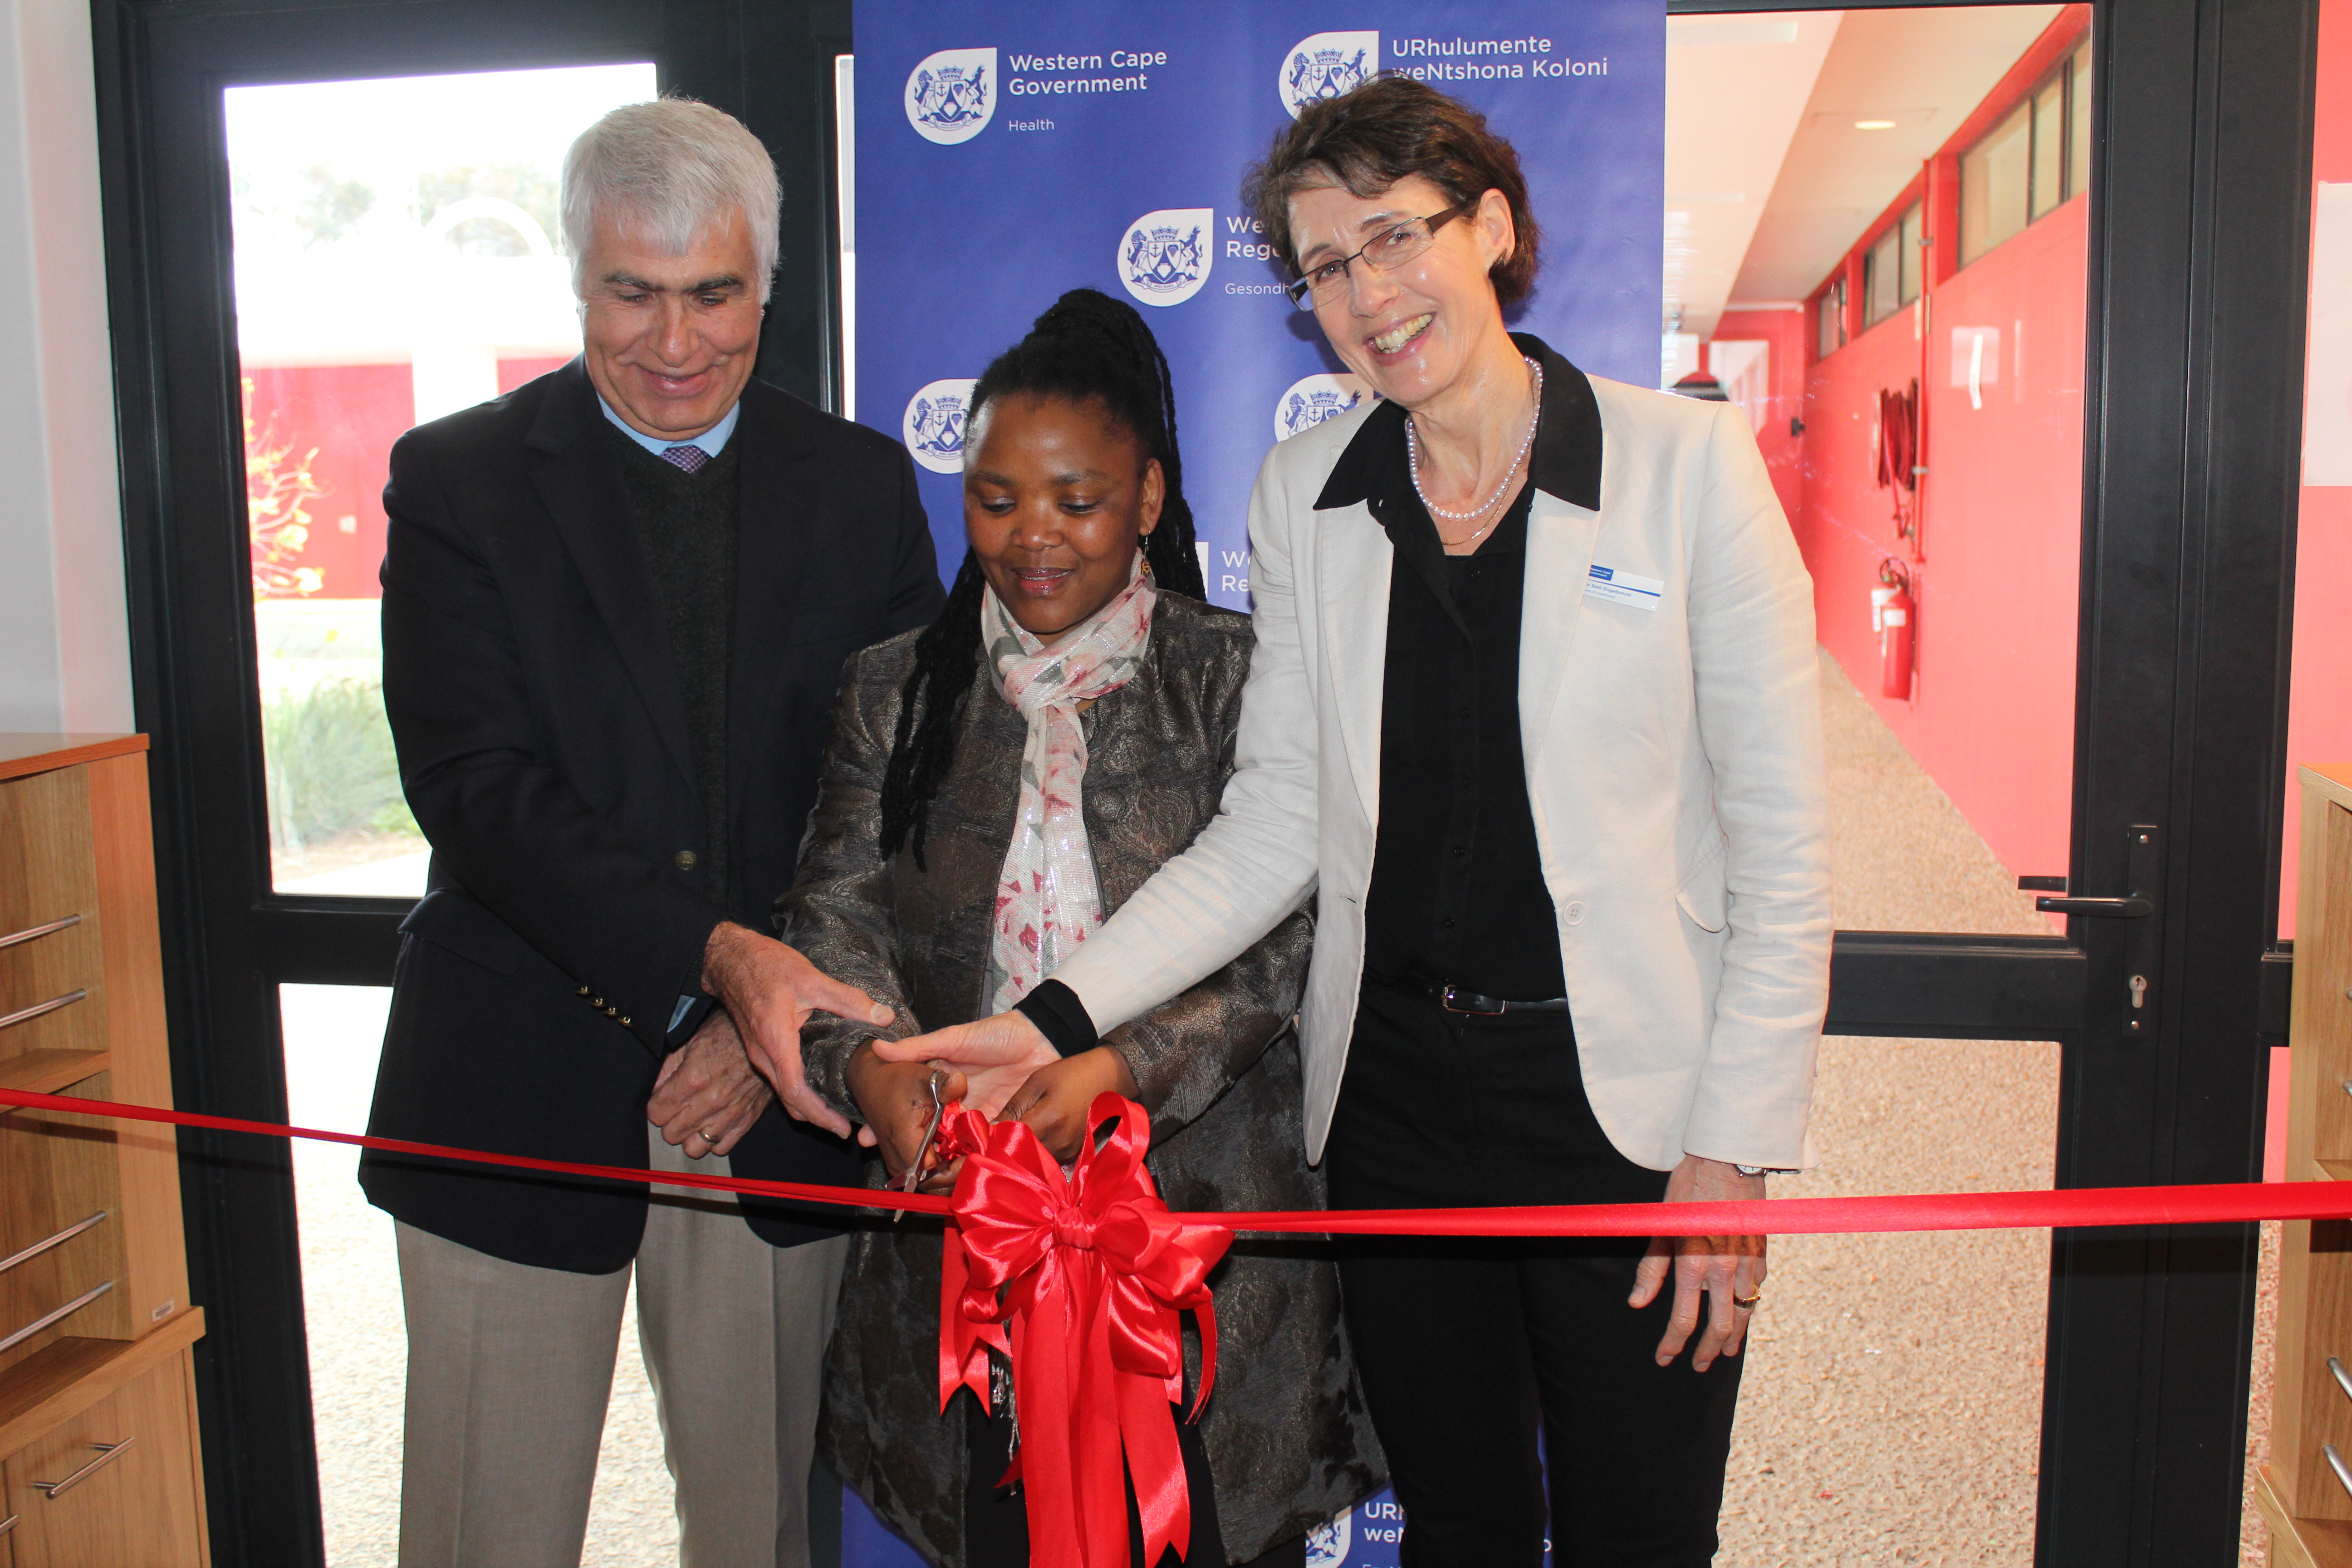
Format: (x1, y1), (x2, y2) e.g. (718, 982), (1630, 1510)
(283, 984), (677, 1564)
(1962, 102), (2032, 264)
(2070, 45), (2093, 201)
(1664, 5), (2093, 1553)
(227, 64), (657, 896)
(1867, 227), (1902, 325)
(2032, 80), (2065, 219)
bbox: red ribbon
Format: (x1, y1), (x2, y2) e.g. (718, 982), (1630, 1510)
(12, 1080), (2352, 1560)
(941, 1094), (1227, 1568)
(5, 1084), (2349, 1238)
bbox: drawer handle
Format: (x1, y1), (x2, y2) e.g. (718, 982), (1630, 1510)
(0, 988), (88, 1033)
(0, 1510), (15, 1535)
(2328, 1443), (2352, 1502)
(2332, 1356), (2352, 1403)
(0, 1210), (107, 1277)
(0, 913), (79, 951)
(31, 1438), (133, 1500)
(0, 1279), (113, 1355)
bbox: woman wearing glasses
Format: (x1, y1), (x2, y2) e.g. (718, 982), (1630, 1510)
(882, 77), (1832, 1566)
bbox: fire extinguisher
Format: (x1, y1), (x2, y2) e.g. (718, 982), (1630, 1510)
(1875, 558), (1915, 701)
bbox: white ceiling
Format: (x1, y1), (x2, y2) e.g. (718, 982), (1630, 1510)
(1663, 12), (1842, 342)
(1664, 5), (2064, 340)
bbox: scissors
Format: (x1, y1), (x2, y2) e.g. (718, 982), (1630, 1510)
(892, 1068), (950, 1221)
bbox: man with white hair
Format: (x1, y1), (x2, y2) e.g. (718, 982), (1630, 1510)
(364, 97), (941, 1567)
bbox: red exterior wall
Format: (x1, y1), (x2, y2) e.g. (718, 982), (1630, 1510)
(242, 363), (412, 602)
(244, 355), (577, 601)
(498, 354), (572, 394)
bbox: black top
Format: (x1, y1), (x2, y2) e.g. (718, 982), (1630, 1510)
(1016, 334), (1604, 1049)
(1317, 334), (1605, 1003)
(606, 424), (741, 906)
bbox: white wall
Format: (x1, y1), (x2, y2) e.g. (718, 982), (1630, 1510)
(0, 0), (132, 734)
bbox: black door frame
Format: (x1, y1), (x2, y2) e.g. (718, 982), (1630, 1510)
(93, 0), (2314, 1561)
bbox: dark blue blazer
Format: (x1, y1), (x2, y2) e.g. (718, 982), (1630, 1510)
(362, 358), (943, 1270)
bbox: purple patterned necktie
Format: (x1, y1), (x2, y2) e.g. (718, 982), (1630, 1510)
(660, 444), (710, 474)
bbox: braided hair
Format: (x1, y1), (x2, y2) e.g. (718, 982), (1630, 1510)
(877, 288), (1205, 867)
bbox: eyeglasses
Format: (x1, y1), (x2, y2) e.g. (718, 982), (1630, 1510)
(1284, 199), (1478, 311)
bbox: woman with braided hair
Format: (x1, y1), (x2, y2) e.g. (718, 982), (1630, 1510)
(778, 287), (1382, 1567)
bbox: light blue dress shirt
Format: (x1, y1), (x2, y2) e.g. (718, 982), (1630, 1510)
(597, 394), (740, 461)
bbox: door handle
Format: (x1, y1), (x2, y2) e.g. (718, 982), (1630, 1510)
(2034, 895), (2153, 918)
(2036, 825), (2165, 1041)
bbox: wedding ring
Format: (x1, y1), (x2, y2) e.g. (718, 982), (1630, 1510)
(699, 1128), (723, 1146)
(1732, 1291), (1762, 1309)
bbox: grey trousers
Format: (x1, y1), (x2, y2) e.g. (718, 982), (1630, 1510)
(395, 1126), (848, 1568)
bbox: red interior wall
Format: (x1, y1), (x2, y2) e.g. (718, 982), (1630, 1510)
(2280, 0), (2352, 941)
(1782, 198), (2087, 894)
(1713, 307), (1809, 524)
(1713, 12), (2091, 912)
(1908, 199), (2087, 887)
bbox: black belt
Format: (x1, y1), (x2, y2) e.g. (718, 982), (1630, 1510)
(1401, 973), (1571, 1015)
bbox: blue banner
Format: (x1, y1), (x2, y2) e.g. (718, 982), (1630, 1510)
(845, 4), (1657, 1559)
(854, 0), (1665, 611)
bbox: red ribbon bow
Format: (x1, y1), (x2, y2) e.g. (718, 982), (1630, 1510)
(938, 1094), (1231, 1568)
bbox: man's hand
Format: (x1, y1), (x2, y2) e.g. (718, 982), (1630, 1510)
(998, 1047), (1141, 1164)
(871, 1009), (1060, 1120)
(647, 1007), (772, 1158)
(701, 921), (891, 1138)
(1628, 1155), (1768, 1372)
(845, 1044), (965, 1190)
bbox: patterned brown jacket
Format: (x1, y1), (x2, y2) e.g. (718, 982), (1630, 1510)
(779, 591), (1384, 1566)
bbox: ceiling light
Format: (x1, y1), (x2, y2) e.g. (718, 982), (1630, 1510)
(1854, 119), (1898, 130)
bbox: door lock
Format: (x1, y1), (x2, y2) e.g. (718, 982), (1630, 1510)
(2033, 825), (2164, 1041)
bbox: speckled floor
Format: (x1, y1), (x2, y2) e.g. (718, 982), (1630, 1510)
(279, 650), (2275, 1566)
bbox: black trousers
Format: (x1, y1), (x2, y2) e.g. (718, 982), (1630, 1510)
(964, 1384), (1308, 1568)
(1325, 981), (1744, 1568)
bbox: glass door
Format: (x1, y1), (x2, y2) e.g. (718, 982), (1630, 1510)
(1667, 9), (2086, 1557)
(95, 1), (848, 1560)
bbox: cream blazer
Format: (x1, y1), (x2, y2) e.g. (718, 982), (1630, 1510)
(1053, 371), (1832, 1170)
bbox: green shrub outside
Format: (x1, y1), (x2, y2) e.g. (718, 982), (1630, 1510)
(262, 676), (420, 850)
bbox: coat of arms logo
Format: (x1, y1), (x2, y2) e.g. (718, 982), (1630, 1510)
(1305, 1507), (1352, 1568)
(904, 48), (996, 145)
(1275, 373), (1372, 442)
(902, 378), (977, 473)
(1281, 31), (1379, 119)
(1116, 208), (1215, 308)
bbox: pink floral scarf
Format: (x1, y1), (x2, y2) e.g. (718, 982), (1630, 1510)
(980, 558), (1157, 1016)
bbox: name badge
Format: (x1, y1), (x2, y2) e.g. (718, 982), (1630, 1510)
(1586, 564), (1664, 612)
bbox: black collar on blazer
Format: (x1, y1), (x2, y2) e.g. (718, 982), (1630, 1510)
(519, 358), (828, 810)
(1312, 332), (1603, 514)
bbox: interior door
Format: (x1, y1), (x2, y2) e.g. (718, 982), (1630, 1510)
(1656, 0), (2309, 1563)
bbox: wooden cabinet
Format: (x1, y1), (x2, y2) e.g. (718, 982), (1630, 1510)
(0, 736), (206, 1566)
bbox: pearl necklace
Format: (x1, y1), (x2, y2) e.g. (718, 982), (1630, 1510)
(1407, 356), (1544, 547)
